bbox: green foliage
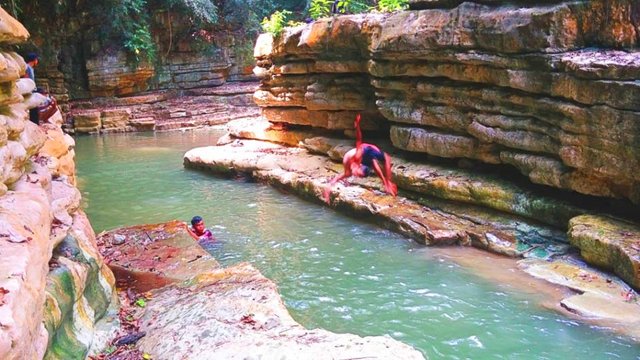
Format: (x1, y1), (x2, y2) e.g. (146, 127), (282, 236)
(377, 0), (409, 12)
(341, 0), (371, 14)
(92, 0), (156, 63)
(309, 0), (332, 19)
(124, 23), (157, 63)
(261, 10), (292, 36)
(0, 0), (21, 18)
(162, 0), (218, 25)
(309, 0), (371, 19)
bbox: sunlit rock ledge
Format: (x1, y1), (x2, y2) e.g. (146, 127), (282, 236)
(97, 221), (425, 359)
(183, 127), (640, 340)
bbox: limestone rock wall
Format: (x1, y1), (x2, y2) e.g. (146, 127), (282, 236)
(0, 10), (117, 360)
(254, 0), (640, 204)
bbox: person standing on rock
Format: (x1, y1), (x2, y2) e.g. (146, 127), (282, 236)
(323, 114), (397, 202)
(23, 52), (39, 82)
(185, 215), (215, 242)
(23, 52), (41, 124)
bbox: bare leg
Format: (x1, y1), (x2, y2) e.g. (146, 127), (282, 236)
(383, 153), (397, 195)
(371, 159), (396, 196)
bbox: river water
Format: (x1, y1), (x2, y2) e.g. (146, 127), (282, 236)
(75, 129), (639, 359)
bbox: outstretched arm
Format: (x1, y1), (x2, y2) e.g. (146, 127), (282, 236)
(323, 152), (355, 202)
(354, 113), (363, 148)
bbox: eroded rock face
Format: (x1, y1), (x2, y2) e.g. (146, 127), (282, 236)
(0, 12), (117, 360)
(254, 1), (640, 204)
(29, 7), (256, 107)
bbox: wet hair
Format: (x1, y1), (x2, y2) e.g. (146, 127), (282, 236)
(25, 52), (39, 63)
(190, 216), (203, 226)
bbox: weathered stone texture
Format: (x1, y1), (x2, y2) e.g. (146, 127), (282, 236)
(0, 7), (29, 44)
(86, 53), (155, 98)
(69, 81), (260, 133)
(568, 215), (640, 290)
(0, 16), (117, 358)
(255, 2), (640, 204)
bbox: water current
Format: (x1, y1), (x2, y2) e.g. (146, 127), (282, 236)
(75, 129), (640, 359)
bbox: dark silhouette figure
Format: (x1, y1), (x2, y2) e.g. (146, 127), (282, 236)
(331, 0), (345, 14)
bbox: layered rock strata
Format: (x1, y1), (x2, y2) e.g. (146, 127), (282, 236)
(28, 7), (256, 103)
(253, 1), (640, 205)
(98, 221), (425, 359)
(0, 10), (117, 360)
(69, 81), (260, 133)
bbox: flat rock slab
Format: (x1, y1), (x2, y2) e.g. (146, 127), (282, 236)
(97, 220), (220, 292)
(137, 262), (425, 360)
(520, 259), (640, 338)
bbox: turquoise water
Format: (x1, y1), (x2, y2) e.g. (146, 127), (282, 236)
(75, 130), (640, 359)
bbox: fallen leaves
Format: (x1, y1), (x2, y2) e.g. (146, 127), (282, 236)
(90, 288), (153, 360)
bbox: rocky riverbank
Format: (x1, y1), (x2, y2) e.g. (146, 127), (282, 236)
(0, 8), (118, 359)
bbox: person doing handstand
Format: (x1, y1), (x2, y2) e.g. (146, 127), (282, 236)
(323, 114), (397, 202)
(185, 215), (215, 241)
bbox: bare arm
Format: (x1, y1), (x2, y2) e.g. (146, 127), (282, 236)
(355, 113), (363, 148)
(184, 223), (199, 241)
(323, 153), (354, 202)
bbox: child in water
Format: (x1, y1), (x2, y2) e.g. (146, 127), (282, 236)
(185, 215), (215, 241)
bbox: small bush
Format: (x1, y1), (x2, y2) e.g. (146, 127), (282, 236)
(309, 0), (333, 20)
(261, 10), (292, 36)
(377, 0), (409, 12)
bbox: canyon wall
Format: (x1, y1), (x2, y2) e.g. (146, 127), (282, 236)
(253, 0), (640, 205)
(26, 8), (256, 104)
(0, 8), (117, 360)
